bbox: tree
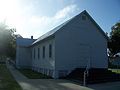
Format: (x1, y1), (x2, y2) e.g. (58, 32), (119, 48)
(15, 34), (23, 38)
(108, 21), (120, 57)
(0, 22), (16, 59)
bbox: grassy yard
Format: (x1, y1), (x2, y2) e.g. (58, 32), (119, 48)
(19, 69), (52, 79)
(0, 64), (22, 90)
(109, 69), (120, 74)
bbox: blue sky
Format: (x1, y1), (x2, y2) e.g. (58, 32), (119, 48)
(0, 0), (120, 38)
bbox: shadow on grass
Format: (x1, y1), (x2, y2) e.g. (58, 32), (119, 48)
(19, 69), (53, 79)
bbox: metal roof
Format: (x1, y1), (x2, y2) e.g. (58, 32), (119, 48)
(32, 19), (71, 45)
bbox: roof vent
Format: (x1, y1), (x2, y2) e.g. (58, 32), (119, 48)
(82, 15), (87, 20)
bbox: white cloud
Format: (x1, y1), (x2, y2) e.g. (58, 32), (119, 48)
(31, 4), (77, 23)
(29, 4), (78, 38)
(55, 5), (77, 19)
(31, 16), (51, 25)
(0, 1), (79, 38)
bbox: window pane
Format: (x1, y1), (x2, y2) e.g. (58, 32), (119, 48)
(34, 48), (35, 59)
(49, 44), (52, 58)
(38, 48), (40, 59)
(43, 46), (45, 58)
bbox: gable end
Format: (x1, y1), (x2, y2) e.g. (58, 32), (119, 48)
(83, 10), (108, 41)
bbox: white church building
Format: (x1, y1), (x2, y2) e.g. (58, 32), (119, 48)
(16, 10), (108, 79)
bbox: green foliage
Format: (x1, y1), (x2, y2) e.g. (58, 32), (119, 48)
(109, 69), (120, 74)
(19, 69), (52, 79)
(0, 22), (16, 59)
(108, 22), (120, 57)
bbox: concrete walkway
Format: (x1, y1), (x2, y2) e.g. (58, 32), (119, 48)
(7, 63), (120, 90)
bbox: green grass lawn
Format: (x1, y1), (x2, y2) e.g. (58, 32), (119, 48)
(0, 64), (22, 90)
(19, 69), (52, 79)
(109, 69), (120, 74)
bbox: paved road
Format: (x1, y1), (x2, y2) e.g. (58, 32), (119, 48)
(89, 81), (120, 90)
(7, 63), (120, 90)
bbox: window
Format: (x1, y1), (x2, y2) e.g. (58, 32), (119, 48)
(34, 48), (35, 59)
(49, 44), (52, 58)
(43, 46), (45, 58)
(38, 48), (40, 59)
(32, 49), (34, 59)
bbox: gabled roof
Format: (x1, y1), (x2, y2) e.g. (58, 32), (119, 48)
(32, 10), (108, 45)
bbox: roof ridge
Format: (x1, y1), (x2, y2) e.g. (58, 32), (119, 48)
(32, 15), (74, 45)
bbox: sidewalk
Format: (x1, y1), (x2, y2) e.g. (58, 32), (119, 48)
(7, 63), (120, 90)
(7, 63), (91, 90)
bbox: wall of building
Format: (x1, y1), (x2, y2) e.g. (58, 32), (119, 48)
(16, 38), (35, 68)
(55, 13), (108, 77)
(31, 37), (56, 78)
(16, 46), (32, 68)
(16, 12), (108, 79)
